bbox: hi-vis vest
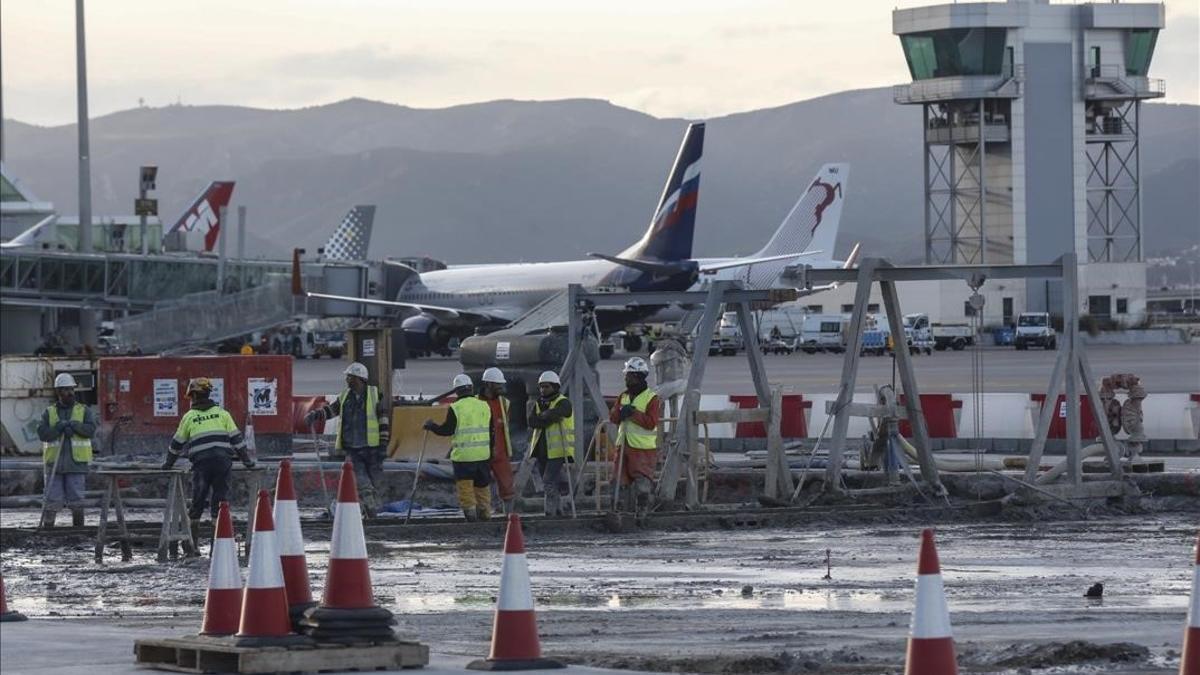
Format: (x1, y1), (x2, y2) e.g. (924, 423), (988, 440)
(538, 395), (575, 460)
(450, 397), (492, 462)
(44, 404), (93, 464)
(335, 385), (379, 450)
(616, 389), (657, 450)
(172, 406), (242, 460)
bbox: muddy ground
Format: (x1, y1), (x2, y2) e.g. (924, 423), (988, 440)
(1, 509), (1195, 674)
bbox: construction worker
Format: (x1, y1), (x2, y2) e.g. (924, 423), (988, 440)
(162, 378), (255, 537)
(526, 370), (573, 516)
(609, 356), (660, 522)
(423, 374), (493, 521)
(305, 362), (390, 517)
(36, 373), (96, 528)
(477, 367), (516, 511)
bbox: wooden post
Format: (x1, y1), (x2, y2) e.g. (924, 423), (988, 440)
(879, 277), (943, 494)
(826, 259), (878, 490)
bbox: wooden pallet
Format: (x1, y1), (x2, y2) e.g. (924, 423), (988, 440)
(133, 636), (429, 673)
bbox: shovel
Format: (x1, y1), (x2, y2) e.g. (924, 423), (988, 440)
(37, 439), (65, 531)
(404, 431), (430, 524)
(309, 424), (333, 519)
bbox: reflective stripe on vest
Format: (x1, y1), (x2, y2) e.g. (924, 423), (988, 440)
(450, 397), (492, 462)
(335, 385), (380, 450)
(617, 389), (657, 450)
(174, 407), (239, 459)
(540, 395), (575, 460)
(44, 404), (93, 464)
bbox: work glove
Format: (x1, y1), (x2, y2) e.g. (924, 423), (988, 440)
(160, 454), (177, 471)
(55, 420), (72, 434)
(422, 419), (436, 432)
(619, 404), (635, 420)
(242, 458), (257, 469)
(379, 433), (390, 447)
(304, 410), (322, 426)
(566, 453), (576, 464)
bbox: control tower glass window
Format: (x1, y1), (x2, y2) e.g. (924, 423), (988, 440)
(1125, 29), (1158, 76)
(901, 28), (1007, 80)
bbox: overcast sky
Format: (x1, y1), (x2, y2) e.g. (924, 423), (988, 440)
(2, 0), (1197, 126)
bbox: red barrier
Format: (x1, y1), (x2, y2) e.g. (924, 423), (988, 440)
(1030, 394), (1102, 439)
(292, 396), (329, 435)
(729, 395), (811, 438)
(898, 394), (962, 439)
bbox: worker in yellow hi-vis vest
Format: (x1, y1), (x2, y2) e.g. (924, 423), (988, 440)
(306, 362), (391, 518)
(424, 374), (494, 521)
(609, 357), (661, 523)
(527, 370), (573, 516)
(36, 373), (97, 528)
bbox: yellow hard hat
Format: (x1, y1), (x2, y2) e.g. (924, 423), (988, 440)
(186, 377), (214, 396)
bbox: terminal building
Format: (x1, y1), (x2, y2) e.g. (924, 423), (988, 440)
(892, 0), (1164, 326)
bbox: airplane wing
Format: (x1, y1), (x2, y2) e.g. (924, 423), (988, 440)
(303, 291), (497, 324)
(1, 215), (57, 249)
(698, 250), (823, 275)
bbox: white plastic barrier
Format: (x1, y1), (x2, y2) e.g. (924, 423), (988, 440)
(957, 393), (1037, 439)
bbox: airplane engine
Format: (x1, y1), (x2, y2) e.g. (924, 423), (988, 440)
(401, 313), (454, 354)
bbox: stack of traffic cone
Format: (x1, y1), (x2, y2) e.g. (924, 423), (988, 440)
(467, 514), (563, 671)
(1181, 532), (1199, 675)
(904, 529), (958, 675)
(300, 461), (396, 644)
(199, 502), (241, 636)
(274, 459), (316, 627)
(0, 571), (28, 622)
(235, 489), (308, 646)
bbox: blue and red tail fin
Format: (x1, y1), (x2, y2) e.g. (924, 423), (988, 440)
(620, 122), (704, 262)
(162, 181), (235, 252)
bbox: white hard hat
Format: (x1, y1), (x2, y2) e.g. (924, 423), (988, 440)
(622, 357), (650, 375)
(53, 373), (78, 388)
(344, 362), (369, 380)
(481, 367), (506, 384)
(538, 371), (560, 385)
(452, 373), (473, 389)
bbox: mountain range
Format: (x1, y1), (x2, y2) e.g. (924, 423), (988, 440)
(4, 88), (1197, 263)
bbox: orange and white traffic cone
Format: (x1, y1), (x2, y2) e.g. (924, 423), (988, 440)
(468, 513), (564, 671)
(300, 461), (396, 643)
(0, 571), (28, 622)
(199, 501), (241, 636)
(905, 528), (958, 675)
(236, 489), (305, 646)
(273, 459), (315, 625)
(1181, 532), (1199, 675)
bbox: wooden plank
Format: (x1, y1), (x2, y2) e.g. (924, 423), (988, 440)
(694, 408), (770, 424)
(134, 637), (430, 673)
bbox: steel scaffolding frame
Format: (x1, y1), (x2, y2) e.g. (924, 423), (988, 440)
(1085, 100), (1142, 263)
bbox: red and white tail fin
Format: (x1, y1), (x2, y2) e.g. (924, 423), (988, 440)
(163, 181), (235, 252)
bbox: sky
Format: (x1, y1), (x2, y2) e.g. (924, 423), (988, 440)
(1, 0), (1197, 126)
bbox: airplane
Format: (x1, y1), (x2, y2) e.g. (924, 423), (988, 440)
(320, 205), (376, 262)
(302, 122), (819, 352)
(2, 181), (237, 254)
(162, 181), (236, 252)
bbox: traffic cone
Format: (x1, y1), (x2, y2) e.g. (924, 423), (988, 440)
(236, 489), (305, 646)
(1181, 532), (1200, 675)
(300, 461), (397, 644)
(199, 502), (241, 636)
(273, 459), (315, 625)
(468, 514), (564, 671)
(904, 529), (958, 675)
(0, 571), (28, 622)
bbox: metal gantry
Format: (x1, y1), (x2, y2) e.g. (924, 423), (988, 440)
(1085, 100), (1143, 262)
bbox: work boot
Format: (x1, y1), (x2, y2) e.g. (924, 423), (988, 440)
(634, 477), (653, 525)
(189, 519), (202, 556)
(544, 489), (561, 517)
(455, 480), (476, 521)
(40, 510), (57, 529)
(71, 508), (85, 528)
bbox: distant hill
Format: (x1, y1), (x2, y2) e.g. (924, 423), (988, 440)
(5, 90), (1197, 263)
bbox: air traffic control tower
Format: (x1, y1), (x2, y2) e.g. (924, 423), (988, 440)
(893, 0), (1164, 323)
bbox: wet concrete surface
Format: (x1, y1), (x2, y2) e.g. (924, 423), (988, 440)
(1, 511), (1195, 673)
(293, 344), (1200, 397)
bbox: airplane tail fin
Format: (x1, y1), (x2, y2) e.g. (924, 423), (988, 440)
(620, 122), (704, 262)
(162, 181), (236, 252)
(322, 205), (376, 262)
(755, 163), (849, 260)
(0, 215), (57, 249)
